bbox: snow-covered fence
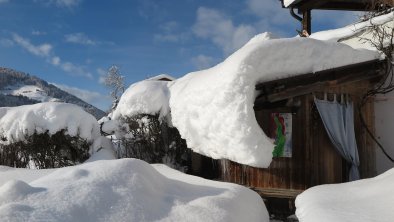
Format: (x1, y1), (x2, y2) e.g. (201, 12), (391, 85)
(0, 102), (100, 168)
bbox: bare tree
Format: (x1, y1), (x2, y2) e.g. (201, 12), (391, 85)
(359, 2), (394, 162)
(104, 65), (125, 111)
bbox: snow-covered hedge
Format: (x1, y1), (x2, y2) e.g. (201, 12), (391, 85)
(111, 80), (171, 121)
(110, 79), (191, 171)
(0, 130), (90, 168)
(115, 114), (191, 172)
(0, 102), (100, 168)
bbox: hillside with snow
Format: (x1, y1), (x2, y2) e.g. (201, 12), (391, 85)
(0, 67), (105, 119)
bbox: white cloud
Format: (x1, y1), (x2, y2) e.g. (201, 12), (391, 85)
(154, 21), (189, 43)
(65, 33), (96, 45)
(32, 30), (47, 36)
(51, 56), (61, 66)
(160, 21), (179, 32)
(191, 54), (216, 70)
(138, 0), (160, 19)
(61, 62), (93, 79)
(245, 0), (360, 34)
(0, 0), (9, 4)
(154, 33), (184, 43)
(35, 0), (81, 8)
(97, 68), (107, 84)
(11, 33), (92, 79)
(0, 38), (14, 47)
(12, 33), (52, 57)
(52, 83), (109, 109)
(193, 7), (257, 55)
(246, 0), (289, 25)
(55, 0), (80, 7)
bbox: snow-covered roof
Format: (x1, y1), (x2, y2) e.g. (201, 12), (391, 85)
(113, 31), (380, 168)
(310, 11), (394, 50)
(111, 80), (171, 121)
(283, 0), (298, 7)
(0, 102), (100, 145)
(169, 34), (379, 168)
(146, 74), (176, 81)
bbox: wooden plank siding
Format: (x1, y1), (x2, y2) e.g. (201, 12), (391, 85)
(218, 79), (377, 197)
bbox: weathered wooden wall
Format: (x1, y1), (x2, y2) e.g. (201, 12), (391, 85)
(219, 80), (377, 195)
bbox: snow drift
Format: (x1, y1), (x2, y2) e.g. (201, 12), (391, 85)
(295, 167), (394, 222)
(0, 102), (100, 145)
(0, 158), (268, 222)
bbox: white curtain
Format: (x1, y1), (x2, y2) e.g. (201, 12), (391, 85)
(314, 96), (360, 181)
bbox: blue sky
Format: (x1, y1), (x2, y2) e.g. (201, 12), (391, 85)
(0, 0), (359, 110)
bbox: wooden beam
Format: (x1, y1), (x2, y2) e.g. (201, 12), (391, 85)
(256, 59), (383, 91)
(311, 2), (370, 11)
(289, 0), (375, 12)
(299, 2), (371, 12)
(302, 10), (311, 34)
(250, 187), (303, 199)
(263, 70), (381, 103)
(254, 59), (385, 106)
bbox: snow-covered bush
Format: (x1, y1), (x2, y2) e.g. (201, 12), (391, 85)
(110, 79), (191, 172)
(117, 114), (191, 172)
(0, 102), (100, 169)
(0, 129), (90, 168)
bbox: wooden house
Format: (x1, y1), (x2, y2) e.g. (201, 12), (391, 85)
(191, 0), (394, 216)
(189, 56), (390, 215)
(217, 58), (386, 214)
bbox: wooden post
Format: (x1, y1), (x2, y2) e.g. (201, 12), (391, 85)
(302, 10), (311, 35)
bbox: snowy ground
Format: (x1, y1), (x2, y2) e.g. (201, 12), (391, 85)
(0, 151), (269, 222)
(296, 168), (394, 222)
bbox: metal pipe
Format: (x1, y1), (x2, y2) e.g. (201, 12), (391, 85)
(289, 7), (302, 22)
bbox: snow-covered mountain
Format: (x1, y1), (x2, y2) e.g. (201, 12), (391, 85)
(0, 67), (106, 119)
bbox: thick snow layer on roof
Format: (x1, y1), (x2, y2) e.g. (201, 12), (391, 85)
(310, 11), (394, 50)
(283, 0), (297, 7)
(295, 167), (394, 222)
(111, 80), (171, 121)
(169, 33), (380, 168)
(0, 102), (100, 145)
(146, 74), (176, 81)
(0, 158), (269, 222)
